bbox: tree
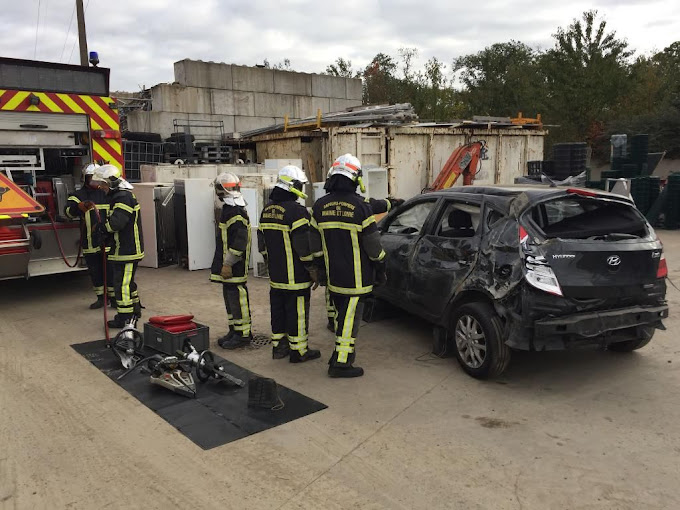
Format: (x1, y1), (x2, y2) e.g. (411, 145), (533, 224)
(362, 53), (400, 105)
(263, 58), (293, 71)
(453, 41), (544, 118)
(326, 58), (359, 78)
(540, 10), (633, 144)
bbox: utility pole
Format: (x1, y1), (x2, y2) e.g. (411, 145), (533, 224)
(76, 0), (88, 66)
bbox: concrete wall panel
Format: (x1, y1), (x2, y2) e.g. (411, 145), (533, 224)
(254, 93), (295, 118)
(345, 78), (363, 100)
(211, 90), (256, 117)
(174, 60), (232, 89)
(294, 96), (331, 118)
(127, 111), (189, 138)
(234, 115), (277, 133)
(274, 70), (312, 96)
(232, 65), (274, 93)
(311, 74), (346, 99)
(151, 84), (211, 114)
(329, 98), (361, 112)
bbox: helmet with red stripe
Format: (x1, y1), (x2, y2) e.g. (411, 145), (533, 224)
(214, 172), (245, 206)
(328, 153), (365, 193)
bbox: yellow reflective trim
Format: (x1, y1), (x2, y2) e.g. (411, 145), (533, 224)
(259, 223), (290, 231)
(370, 250), (386, 262)
(310, 217), (319, 229)
(312, 250), (324, 258)
(297, 295), (307, 353)
(108, 253), (144, 262)
(237, 285), (251, 336)
(361, 216), (376, 229)
(84, 208), (93, 250)
(81, 95), (117, 129)
(220, 223), (229, 263)
(351, 230), (361, 288)
(385, 199), (392, 212)
(316, 221), (363, 231)
(221, 215), (248, 229)
(114, 202), (135, 213)
(342, 296), (359, 339)
(282, 231), (295, 284)
(133, 213), (142, 256)
(271, 333), (286, 340)
(269, 281), (312, 290)
(2, 91), (29, 111)
(291, 218), (309, 231)
(328, 284), (373, 295)
(299, 254), (313, 262)
(121, 263), (133, 305)
(68, 196), (82, 204)
(35, 92), (62, 113)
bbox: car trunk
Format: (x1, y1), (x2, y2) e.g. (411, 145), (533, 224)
(523, 193), (663, 300)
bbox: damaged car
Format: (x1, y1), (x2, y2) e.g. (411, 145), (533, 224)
(375, 185), (669, 379)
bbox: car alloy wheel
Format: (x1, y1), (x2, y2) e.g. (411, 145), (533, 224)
(455, 315), (487, 369)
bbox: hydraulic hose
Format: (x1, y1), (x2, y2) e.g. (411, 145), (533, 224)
(47, 212), (83, 268)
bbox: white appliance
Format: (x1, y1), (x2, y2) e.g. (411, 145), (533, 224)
(174, 178), (216, 270)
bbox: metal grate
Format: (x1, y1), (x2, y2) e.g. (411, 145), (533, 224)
(247, 334), (272, 349)
(123, 140), (164, 182)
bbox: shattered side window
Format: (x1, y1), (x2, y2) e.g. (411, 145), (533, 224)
(386, 201), (436, 235)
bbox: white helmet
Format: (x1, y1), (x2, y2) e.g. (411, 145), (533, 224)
(215, 172), (245, 206)
(275, 165), (308, 199)
(83, 163), (100, 176)
(328, 153), (365, 192)
(92, 164), (133, 190)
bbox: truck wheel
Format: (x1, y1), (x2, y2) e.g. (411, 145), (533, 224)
(451, 302), (510, 379)
(608, 326), (655, 352)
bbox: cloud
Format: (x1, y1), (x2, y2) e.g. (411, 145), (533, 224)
(1, 0), (678, 91)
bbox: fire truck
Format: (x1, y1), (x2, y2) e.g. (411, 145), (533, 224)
(0, 57), (123, 280)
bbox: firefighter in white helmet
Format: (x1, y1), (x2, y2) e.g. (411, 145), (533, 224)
(91, 164), (144, 328)
(257, 165), (322, 362)
(64, 162), (115, 309)
(310, 154), (387, 378)
(210, 172), (253, 349)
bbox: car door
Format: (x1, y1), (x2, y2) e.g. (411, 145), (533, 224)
(408, 196), (483, 320)
(378, 198), (439, 306)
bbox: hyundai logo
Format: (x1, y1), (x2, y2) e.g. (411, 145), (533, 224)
(607, 255), (621, 266)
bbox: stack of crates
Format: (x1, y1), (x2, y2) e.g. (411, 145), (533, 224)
(630, 176), (660, 215)
(663, 173), (680, 229)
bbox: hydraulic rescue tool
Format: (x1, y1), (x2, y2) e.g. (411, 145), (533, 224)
(110, 316), (144, 369)
(179, 340), (246, 388)
(118, 353), (197, 398)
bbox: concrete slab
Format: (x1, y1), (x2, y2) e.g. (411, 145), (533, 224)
(273, 70), (312, 96)
(174, 59), (232, 90)
(185, 113), (235, 133)
(126, 111), (189, 138)
(330, 98), (362, 112)
(2, 231), (680, 509)
(234, 115), (277, 132)
(254, 92), (296, 118)
(232, 65), (274, 94)
(311, 74), (347, 99)
(151, 84), (211, 114)
(346, 77), (363, 100)
(210, 90), (255, 117)
(294, 96), (331, 118)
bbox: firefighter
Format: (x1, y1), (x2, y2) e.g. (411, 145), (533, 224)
(258, 165), (322, 363)
(64, 163), (115, 309)
(311, 154), (387, 378)
(91, 165), (144, 328)
(210, 172), (253, 349)
(322, 186), (403, 332)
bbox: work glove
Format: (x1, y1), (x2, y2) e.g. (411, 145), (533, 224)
(374, 263), (387, 287)
(388, 198), (405, 209)
(220, 264), (233, 279)
(78, 201), (96, 213)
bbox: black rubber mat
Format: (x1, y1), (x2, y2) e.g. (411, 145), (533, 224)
(72, 340), (327, 450)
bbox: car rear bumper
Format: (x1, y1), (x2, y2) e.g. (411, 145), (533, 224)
(533, 304), (669, 338)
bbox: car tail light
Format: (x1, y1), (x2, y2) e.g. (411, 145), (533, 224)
(519, 225), (529, 244)
(657, 255), (668, 278)
(524, 255), (564, 296)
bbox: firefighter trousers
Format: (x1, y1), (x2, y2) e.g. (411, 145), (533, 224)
(84, 252), (114, 298)
(325, 287), (336, 323)
(112, 261), (140, 316)
(270, 288), (310, 354)
(223, 283), (252, 337)
(330, 292), (366, 364)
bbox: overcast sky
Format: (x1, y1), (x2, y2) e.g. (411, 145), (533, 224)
(2, 0), (679, 92)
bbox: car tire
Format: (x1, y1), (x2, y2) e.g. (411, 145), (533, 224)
(450, 302), (510, 379)
(608, 326), (655, 352)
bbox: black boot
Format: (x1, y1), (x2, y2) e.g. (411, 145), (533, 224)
(133, 302), (143, 319)
(272, 342), (290, 359)
(290, 348), (321, 363)
(326, 318), (335, 332)
(219, 332), (252, 350)
(108, 298), (117, 309)
(107, 313), (132, 329)
(328, 352), (364, 378)
(89, 295), (105, 310)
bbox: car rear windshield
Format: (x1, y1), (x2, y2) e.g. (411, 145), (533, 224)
(529, 196), (648, 239)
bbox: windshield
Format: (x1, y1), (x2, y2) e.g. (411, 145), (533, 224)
(528, 196), (648, 239)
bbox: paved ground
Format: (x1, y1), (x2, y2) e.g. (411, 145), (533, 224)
(2, 231), (680, 510)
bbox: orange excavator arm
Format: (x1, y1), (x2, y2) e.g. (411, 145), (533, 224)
(428, 140), (488, 191)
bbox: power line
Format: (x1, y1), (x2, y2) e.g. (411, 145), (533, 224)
(67, 0), (90, 64)
(34, 0), (42, 59)
(60, 2), (77, 62)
